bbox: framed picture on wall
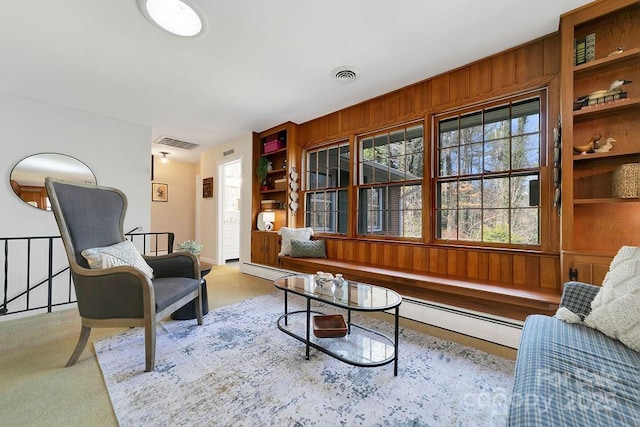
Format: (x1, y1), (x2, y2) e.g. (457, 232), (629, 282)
(152, 183), (168, 202)
(203, 177), (213, 198)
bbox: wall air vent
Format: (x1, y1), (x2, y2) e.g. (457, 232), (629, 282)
(155, 136), (200, 150)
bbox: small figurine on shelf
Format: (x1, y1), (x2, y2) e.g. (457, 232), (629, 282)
(608, 46), (624, 56)
(594, 137), (616, 153)
(573, 133), (601, 155)
(574, 79), (632, 110)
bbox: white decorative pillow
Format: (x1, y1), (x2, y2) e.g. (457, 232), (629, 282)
(277, 227), (314, 256)
(81, 240), (154, 279)
(584, 246), (640, 352)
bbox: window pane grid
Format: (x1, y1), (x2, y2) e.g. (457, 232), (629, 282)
(435, 94), (543, 245)
(357, 123), (424, 239)
(303, 142), (349, 234)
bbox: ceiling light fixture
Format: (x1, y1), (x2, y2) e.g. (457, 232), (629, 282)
(159, 151), (171, 164)
(331, 66), (359, 83)
(137, 0), (206, 37)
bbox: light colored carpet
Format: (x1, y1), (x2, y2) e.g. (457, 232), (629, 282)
(95, 292), (515, 426)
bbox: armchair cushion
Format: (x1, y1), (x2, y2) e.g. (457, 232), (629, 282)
(82, 240), (154, 279)
(152, 277), (200, 312)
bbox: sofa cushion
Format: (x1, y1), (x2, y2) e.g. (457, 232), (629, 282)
(82, 240), (154, 279)
(508, 315), (640, 426)
(277, 227), (314, 256)
(584, 246), (640, 352)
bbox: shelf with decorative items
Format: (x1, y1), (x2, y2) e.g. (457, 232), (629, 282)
(251, 122), (299, 266)
(560, 0), (640, 283)
(573, 98), (639, 119)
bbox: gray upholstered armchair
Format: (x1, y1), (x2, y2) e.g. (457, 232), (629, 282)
(45, 178), (202, 372)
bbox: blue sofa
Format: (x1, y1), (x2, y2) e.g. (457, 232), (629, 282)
(508, 281), (640, 426)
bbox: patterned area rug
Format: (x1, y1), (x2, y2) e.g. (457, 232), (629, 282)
(95, 292), (515, 426)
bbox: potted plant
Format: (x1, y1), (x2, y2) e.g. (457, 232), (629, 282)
(256, 157), (271, 191)
(176, 240), (203, 258)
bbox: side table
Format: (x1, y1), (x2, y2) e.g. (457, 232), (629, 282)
(170, 262), (212, 320)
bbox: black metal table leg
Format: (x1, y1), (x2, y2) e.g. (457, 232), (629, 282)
(284, 290), (288, 326)
(305, 298), (311, 360)
(394, 305), (399, 376)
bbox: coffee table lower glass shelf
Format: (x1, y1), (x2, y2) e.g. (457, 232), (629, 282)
(277, 310), (397, 369)
(274, 274), (402, 376)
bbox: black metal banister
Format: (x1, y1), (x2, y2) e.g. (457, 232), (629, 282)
(1, 231), (175, 317)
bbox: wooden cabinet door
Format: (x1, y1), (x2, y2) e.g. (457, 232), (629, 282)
(264, 232), (281, 266)
(251, 231), (281, 267)
(563, 253), (611, 285)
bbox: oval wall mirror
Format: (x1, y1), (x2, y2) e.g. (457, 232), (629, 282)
(10, 153), (97, 211)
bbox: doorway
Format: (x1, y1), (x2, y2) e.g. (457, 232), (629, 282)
(220, 159), (242, 264)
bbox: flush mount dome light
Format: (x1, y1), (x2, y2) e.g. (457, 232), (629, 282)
(331, 66), (359, 83)
(138, 0), (206, 37)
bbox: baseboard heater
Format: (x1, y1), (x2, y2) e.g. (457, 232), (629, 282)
(398, 297), (523, 349)
(242, 262), (524, 349)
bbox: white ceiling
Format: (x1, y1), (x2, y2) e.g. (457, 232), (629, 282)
(0, 0), (592, 163)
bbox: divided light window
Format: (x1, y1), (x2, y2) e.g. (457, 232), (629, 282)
(435, 91), (545, 245)
(303, 142), (350, 234)
(357, 123), (424, 238)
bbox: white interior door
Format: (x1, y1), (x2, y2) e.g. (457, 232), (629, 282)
(220, 159), (241, 262)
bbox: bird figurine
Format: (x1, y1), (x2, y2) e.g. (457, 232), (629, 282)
(594, 137), (616, 153)
(576, 80), (632, 105)
(573, 134), (602, 155)
(608, 46), (624, 56)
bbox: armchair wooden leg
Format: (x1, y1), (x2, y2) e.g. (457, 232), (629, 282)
(144, 320), (156, 372)
(66, 325), (91, 367)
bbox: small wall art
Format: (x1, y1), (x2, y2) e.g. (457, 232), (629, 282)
(152, 183), (168, 202)
(203, 177), (213, 198)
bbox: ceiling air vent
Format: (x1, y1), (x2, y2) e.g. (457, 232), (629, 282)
(155, 136), (200, 150)
(332, 66), (359, 83)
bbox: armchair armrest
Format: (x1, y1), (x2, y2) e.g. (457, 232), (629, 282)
(144, 252), (199, 279)
(560, 281), (601, 320)
(70, 265), (152, 319)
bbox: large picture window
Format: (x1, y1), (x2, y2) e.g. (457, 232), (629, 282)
(303, 142), (350, 234)
(435, 91), (545, 245)
(357, 123), (424, 238)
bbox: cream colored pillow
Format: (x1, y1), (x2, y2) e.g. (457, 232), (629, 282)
(277, 227), (314, 256)
(584, 246), (640, 352)
(81, 240), (154, 279)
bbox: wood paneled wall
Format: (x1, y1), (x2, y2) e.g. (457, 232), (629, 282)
(295, 33), (563, 295)
(299, 34), (560, 144)
(323, 238), (559, 291)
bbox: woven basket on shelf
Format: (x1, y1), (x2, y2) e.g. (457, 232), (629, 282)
(611, 163), (640, 199)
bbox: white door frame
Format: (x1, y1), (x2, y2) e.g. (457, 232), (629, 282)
(217, 155), (242, 266)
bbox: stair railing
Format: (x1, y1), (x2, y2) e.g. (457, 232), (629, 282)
(1, 231), (175, 317)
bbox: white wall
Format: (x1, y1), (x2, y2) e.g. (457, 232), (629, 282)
(200, 135), (252, 267)
(0, 91), (151, 317)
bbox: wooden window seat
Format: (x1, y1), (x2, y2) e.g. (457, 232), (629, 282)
(279, 256), (561, 321)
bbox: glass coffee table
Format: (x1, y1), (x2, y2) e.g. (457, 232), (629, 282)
(274, 274), (402, 376)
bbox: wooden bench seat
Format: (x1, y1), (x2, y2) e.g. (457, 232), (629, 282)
(280, 256), (561, 321)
